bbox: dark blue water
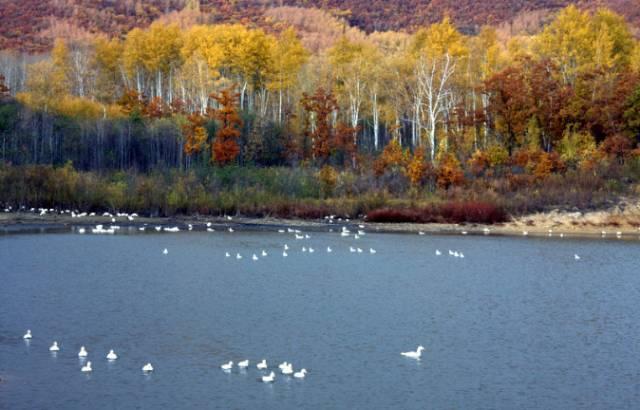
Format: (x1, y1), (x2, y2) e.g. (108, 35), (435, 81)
(1, 228), (639, 409)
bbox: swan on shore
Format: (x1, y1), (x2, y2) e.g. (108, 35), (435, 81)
(401, 345), (424, 360)
(81, 361), (92, 372)
(142, 363), (153, 372)
(78, 346), (88, 357)
(23, 330), (32, 339)
(49, 341), (60, 352)
(106, 350), (118, 360)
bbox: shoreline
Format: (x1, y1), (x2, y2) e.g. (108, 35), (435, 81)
(1, 210), (639, 240)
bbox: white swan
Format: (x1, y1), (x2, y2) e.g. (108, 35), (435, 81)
(81, 361), (92, 372)
(294, 369), (307, 379)
(262, 371), (275, 383)
(401, 345), (425, 360)
(309, 247), (315, 253)
(49, 341), (60, 352)
(435, 250), (441, 256)
(23, 330), (32, 339)
(163, 248), (168, 255)
(261, 250), (267, 257)
(221, 361), (233, 371)
(284, 244), (289, 250)
(238, 359), (249, 369)
(327, 246), (332, 253)
(281, 364), (294, 375)
(228, 227), (234, 233)
(155, 226), (161, 231)
(252, 254), (259, 261)
(523, 231), (528, 236)
(574, 254), (580, 260)
(106, 350), (118, 360)
(302, 247), (307, 252)
(278, 362), (289, 370)
(369, 248), (376, 254)
(459, 252), (465, 258)
(283, 251), (288, 257)
(188, 224), (193, 231)
(257, 359), (267, 370)
(225, 252), (231, 258)
(418, 231), (425, 235)
(295, 234), (304, 240)
(236, 253), (242, 260)
(349, 247), (356, 253)
(78, 346), (88, 357)
(357, 248), (363, 253)
(354, 234), (360, 239)
(142, 363), (153, 372)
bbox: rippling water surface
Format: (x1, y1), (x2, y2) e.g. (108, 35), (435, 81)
(1, 228), (639, 409)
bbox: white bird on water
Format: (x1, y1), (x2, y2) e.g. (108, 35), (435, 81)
(262, 371), (275, 383)
(349, 247), (356, 253)
(78, 346), (88, 357)
(294, 369), (307, 379)
(106, 350), (118, 360)
(81, 361), (92, 372)
(23, 330), (32, 339)
(228, 227), (234, 233)
(238, 359), (249, 369)
(142, 363), (153, 372)
(49, 341), (60, 352)
(261, 250), (268, 257)
(435, 250), (441, 256)
(327, 246), (332, 253)
(256, 359), (267, 370)
(283, 251), (288, 257)
(236, 253), (242, 260)
(163, 248), (168, 255)
(221, 361), (233, 371)
(574, 254), (581, 260)
(357, 248), (363, 253)
(369, 248), (377, 254)
(284, 244), (289, 250)
(401, 345), (425, 360)
(225, 252), (231, 258)
(309, 247), (315, 253)
(252, 254), (259, 261)
(302, 247), (307, 252)
(281, 364), (294, 375)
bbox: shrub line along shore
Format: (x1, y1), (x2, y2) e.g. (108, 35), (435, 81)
(2, 209), (639, 240)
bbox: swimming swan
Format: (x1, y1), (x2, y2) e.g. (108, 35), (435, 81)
(142, 363), (153, 372)
(221, 361), (233, 371)
(262, 371), (275, 383)
(23, 330), (32, 339)
(78, 346), (88, 357)
(49, 341), (60, 352)
(238, 360), (249, 369)
(257, 359), (267, 370)
(81, 361), (92, 372)
(294, 369), (307, 378)
(106, 350), (118, 360)
(401, 345), (425, 360)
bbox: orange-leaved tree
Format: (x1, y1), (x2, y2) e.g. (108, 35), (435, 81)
(301, 87), (338, 164)
(183, 113), (208, 158)
(210, 87), (242, 166)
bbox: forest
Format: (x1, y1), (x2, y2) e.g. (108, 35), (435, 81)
(0, 4), (640, 221)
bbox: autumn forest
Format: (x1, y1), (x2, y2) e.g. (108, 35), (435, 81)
(1, 4), (640, 222)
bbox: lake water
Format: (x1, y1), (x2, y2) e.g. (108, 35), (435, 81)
(1, 227), (639, 409)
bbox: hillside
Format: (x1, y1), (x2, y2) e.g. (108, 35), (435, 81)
(0, 0), (639, 52)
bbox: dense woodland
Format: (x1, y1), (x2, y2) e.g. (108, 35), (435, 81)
(1, 4), (640, 220)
